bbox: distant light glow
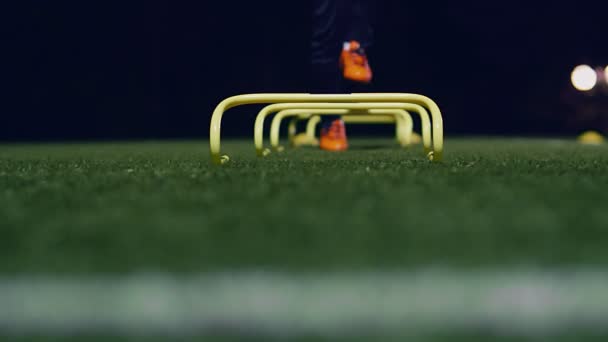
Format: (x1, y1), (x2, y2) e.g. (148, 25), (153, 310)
(605, 66), (608, 84)
(571, 65), (597, 91)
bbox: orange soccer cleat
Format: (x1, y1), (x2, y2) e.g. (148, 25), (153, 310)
(340, 40), (372, 83)
(320, 119), (348, 151)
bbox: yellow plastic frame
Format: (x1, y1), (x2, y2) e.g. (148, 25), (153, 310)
(270, 109), (414, 152)
(291, 113), (422, 148)
(210, 93), (444, 164)
(305, 116), (323, 141)
(287, 112), (412, 148)
(254, 102), (432, 158)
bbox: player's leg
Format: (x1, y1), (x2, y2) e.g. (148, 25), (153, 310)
(340, 0), (374, 84)
(311, 0), (349, 151)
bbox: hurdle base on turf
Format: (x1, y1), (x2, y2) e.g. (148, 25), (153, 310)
(292, 133), (319, 147)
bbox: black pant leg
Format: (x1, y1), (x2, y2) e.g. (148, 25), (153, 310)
(311, 0), (374, 126)
(344, 0), (374, 49)
(310, 0), (375, 93)
(310, 0), (346, 125)
(311, 0), (344, 93)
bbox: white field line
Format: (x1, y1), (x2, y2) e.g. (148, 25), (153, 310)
(0, 269), (608, 337)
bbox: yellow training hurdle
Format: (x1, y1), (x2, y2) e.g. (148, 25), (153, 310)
(254, 102), (432, 158)
(288, 114), (408, 148)
(269, 109), (414, 152)
(210, 93), (444, 164)
(290, 113), (422, 148)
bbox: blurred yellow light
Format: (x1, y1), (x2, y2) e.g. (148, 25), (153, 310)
(605, 66), (608, 84)
(571, 65), (597, 91)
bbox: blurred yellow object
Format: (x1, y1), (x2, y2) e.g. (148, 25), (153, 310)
(293, 133), (319, 147)
(577, 131), (605, 145)
(410, 132), (422, 145)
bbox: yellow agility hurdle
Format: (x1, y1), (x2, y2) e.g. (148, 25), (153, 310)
(253, 102), (432, 158)
(270, 108), (414, 152)
(287, 112), (415, 148)
(210, 93), (444, 164)
(288, 111), (412, 147)
(291, 113), (422, 148)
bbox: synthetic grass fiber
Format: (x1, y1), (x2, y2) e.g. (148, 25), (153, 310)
(1, 138), (607, 273)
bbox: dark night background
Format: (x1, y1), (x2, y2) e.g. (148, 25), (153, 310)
(3, 1), (608, 141)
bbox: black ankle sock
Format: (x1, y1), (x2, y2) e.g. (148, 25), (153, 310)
(321, 115), (341, 128)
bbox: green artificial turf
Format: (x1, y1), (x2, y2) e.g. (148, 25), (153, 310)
(1, 138), (607, 274)
(2, 137), (608, 341)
